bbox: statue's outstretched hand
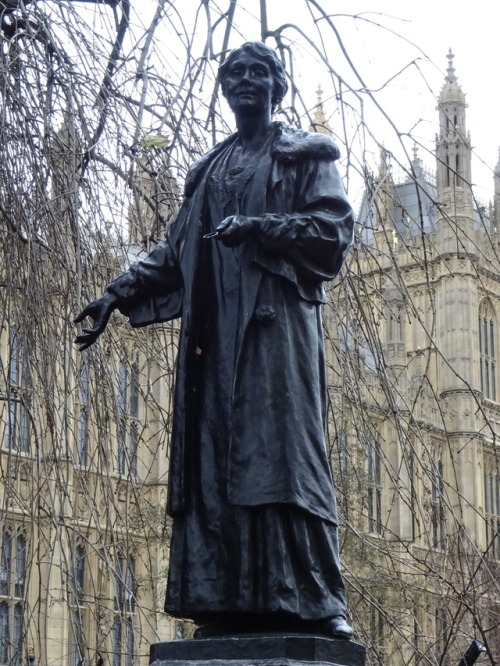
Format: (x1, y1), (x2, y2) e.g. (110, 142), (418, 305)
(74, 293), (118, 351)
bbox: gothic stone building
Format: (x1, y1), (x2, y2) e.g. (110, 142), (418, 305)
(1, 51), (499, 666)
(324, 52), (500, 664)
(0, 125), (182, 665)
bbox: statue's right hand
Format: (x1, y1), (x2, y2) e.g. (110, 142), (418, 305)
(74, 293), (118, 351)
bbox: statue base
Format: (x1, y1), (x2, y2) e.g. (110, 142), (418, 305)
(150, 634), (365, 666)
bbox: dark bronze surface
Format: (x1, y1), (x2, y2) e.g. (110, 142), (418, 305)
(75, 42), (355, 637)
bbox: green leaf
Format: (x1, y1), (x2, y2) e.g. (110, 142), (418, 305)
(142, 134), (169, 148)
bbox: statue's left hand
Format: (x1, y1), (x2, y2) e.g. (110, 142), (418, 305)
(214, 215), (258, 247)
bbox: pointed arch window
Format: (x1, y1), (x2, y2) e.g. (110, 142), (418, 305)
(0, 530), (26, 666)
(112, 551), (137, 666)
(3, 328), (31, 453)
(76, 355), (90, 467)
(388, 304), (403, 342)
(484, 464), (500, 560)
(431, 458), (446, 548)
(69, 544), (86, 666)
(117, 358), (140, 478)
(366, 437), (382, 535)
(0, 602), (8, 665)
(369, 601), (385, 658)
(435, 606), (450, 662)
(479, 300), (497, 401)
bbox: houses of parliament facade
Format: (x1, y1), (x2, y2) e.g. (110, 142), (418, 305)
(0, 52), (498, 665)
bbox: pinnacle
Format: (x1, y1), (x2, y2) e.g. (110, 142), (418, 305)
(378, 146), (392, 179)
(438, 48), (465, 105)
(310, 83), (332, 136)
(446, 48), (456, 83)
(412, 143), (419, 164)
(495, 147), (500, 177)
(316, 84), (324, 106)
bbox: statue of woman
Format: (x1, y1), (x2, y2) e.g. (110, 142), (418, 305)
(75, 41), (354, 639)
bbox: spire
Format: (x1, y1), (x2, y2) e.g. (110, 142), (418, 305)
(47, 104), (82, 246)
(493, 148), (500, 231)
(435, 49), (471, 200)
(128, 138), (180, 248)
(446, 48), (456, 83)
(495, 148), (500, 178)
(374, 146), (395, 231)
(49, 104), (81, 175)
(438, 48), (465, 106)
(435, 50), (475, 255)
(411, 143), (423, 178)
(316, 84), (324, 105)
(412, 143), (419, 164)
(310, 84), (332, 136)
(378, 146), (392, 180)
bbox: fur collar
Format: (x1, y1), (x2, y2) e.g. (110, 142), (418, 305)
(272, 123), (340, 163)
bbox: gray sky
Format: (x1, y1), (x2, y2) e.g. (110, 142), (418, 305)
(327, 1), (498, 200)
(130, 1), (497, 203)
(217, 1), (499, 201)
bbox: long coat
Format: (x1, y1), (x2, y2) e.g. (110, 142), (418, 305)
(108, 122), (354, 525)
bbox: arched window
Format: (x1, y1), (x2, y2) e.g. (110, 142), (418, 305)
(13, 605), (22, 666)
(74, 545), (85, 603)
(112, 551), (136, 666)
(3, 328), (31, 453)
(479, 300), (497, 401)
(117, 358), (140, 478)
(0, 530), (26, 666)
(0, 602), (8, 665)
(367, 437), (382, 535)
(431, 458), (446, 548)
(484, 464), (500, 560)
(388, 304), (403, 342)
(70, 544), (86, 666)
(76, 356), (90, 467)
(435, 606), (450, 662)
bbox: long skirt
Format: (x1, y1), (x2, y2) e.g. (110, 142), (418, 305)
(165, 496), (347, 622)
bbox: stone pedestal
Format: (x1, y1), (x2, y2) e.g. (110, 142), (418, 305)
(150, 634), (365, 666)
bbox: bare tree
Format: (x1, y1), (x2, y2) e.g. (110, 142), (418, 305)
(0, 1), (497, 665)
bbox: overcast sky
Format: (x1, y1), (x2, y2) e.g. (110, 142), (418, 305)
(217, 1), (499, 200)
(327, 0), (499, 200)
(130, 1), (497, 203)
(259, 1), (497, 201)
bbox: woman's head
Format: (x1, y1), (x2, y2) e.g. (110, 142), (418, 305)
(218, 42), (288, 110)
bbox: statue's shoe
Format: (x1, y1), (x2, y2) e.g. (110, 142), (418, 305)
(193, 615), (353, 640)
(314, 615), (353, 640)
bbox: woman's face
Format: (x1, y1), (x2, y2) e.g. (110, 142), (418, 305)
(223, 52), (275, 116)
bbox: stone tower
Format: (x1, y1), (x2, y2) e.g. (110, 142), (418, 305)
(435, 49), (474, 256)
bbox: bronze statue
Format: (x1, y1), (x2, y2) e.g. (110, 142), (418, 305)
(75, 42), (355, 639)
